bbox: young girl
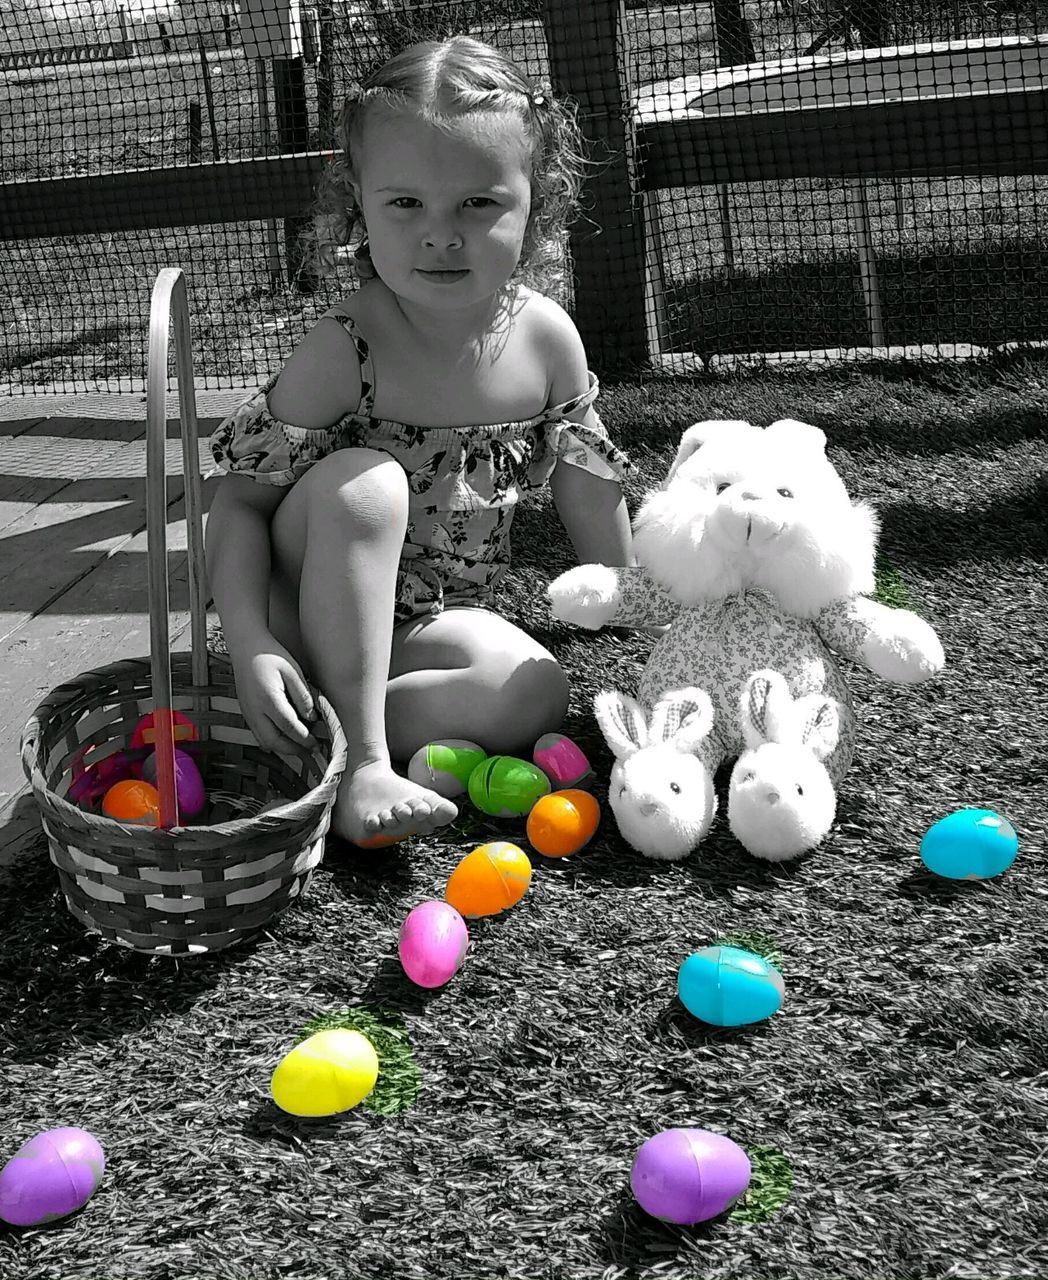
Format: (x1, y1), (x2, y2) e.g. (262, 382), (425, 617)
(205, 35), (635, 847)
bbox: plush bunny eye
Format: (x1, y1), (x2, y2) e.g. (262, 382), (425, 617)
(619, 784), (627, 797)
(777, 486), (794, 498)
(670, 782), (681, 794)
(741, 771), (755, 784)
(715, 481), (731, 495)
(795, 784), (804, 795)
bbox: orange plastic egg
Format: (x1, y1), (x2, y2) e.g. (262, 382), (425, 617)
(444, 841), (532, 918)
(102, 779), (161, 826)
(526, 789), (601, 857)
(352, 833), (407, 849)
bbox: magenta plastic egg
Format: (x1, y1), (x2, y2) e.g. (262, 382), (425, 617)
(142, 747), (207, 817)
(398, 899), (470, 988)
(0, 1127), (106, 1227)
(631, 1128), (751, 1225)
(532, 733), (593, 789)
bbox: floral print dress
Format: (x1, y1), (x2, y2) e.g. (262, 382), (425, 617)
(209, 304), (634, 636)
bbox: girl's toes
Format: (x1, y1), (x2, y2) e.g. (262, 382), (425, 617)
(433, 798), (458, 825)
(391, 801), (416, 822)
(408, 799), (434, 821)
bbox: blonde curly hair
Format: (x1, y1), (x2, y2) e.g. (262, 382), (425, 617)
(309, 36), (593, 300)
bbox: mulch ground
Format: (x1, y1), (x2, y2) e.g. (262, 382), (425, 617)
(1, 354), (1045, 1279)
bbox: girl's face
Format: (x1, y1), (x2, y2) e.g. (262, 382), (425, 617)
(351, 108), (533, 318)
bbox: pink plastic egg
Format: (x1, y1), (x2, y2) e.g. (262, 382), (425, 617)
(0, 1127), (106, 1227)
(533, 733), (593, 789)
(398, 900), (470, 988)
(142, 747), (207, 817)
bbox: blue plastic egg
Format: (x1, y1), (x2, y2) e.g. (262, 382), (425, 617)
(677, 945), (784, 1027)
(920, 808), (1019, 880)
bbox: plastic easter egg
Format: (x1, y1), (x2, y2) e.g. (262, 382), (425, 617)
(445, 841), (532, 918)
(468, 755), (550, 817)
(101, 778), (161, 826)
(526, 789), (601, 857)
(270, 1028), (379, 1117)
(631, 1128), (751, 1225)
(677, 946), (784, 1027)
(142, 748), (207, 817)
(0, 1127), (106, 1227)
(532, 732), (593, 789)
(351, 833), (407, 849)
(920, 808), (1019, 880)
(398, 899), (470, 988)
(130, 710), (199, 751)
(407, 739), (488, 799)
(68, 746), (135, 808)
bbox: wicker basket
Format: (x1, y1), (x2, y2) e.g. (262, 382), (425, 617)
(19, 270), (348, 956)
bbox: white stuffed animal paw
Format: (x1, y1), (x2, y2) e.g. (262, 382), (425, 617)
(547, 564), (622, 630)
(860, 609), (946, 684)
(593, 686), (717, 861)
(728, 670), (840, 862)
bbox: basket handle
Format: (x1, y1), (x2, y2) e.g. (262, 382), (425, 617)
(146, 268), (210, 829)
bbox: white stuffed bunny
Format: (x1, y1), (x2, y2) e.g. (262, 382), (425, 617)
(728, 670), (840, 861)
(593, 687), (717, 862)
(549, 417), (946, 862)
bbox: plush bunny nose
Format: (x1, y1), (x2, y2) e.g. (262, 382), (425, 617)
(763, 788), (781, 805)
(639, 801), (660, 817)
(740, 490), (760, 501)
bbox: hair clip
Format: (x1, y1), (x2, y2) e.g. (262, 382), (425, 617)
(530, 91), (547, 108)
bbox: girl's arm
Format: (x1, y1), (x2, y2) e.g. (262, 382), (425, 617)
(205, 473), (285, 653)
(549, 464), (632, 567)
(538, 298), (633, 568)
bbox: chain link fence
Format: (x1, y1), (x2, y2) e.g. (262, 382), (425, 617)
(1, 0), (1046, 390)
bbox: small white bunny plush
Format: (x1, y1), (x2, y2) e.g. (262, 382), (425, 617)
(593, 687), (717, 861)
(549, 417), (946, 862)
(729, 670), (840, 861)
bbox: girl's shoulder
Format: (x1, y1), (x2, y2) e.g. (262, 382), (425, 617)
(266, 293), (365, 429)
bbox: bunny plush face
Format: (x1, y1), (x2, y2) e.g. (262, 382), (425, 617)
(631, 419), (879, 617)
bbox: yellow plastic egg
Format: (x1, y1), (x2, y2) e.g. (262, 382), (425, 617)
(444, 841), (532, 918)
(270, 1029), (379, 1117)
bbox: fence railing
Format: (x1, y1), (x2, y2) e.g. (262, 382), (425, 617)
(2, 0), (1047, 387)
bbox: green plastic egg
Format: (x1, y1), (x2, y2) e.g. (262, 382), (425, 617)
(407, 739), (488, 799)
(467, 755), (551, 817)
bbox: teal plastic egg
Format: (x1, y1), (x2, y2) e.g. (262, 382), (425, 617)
(677, 946), (784, 1027)
(920, 808), (1019, 880)
(467, 755), (551, 817)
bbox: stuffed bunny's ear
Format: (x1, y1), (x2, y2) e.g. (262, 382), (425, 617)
(765, 418), (827, 454)
(594, 690), (649, 760)
(649, 687), (715, 753)
(663, 420), (752, 486)
(739, 669), (794, 748)
(797, 695), (840, 761)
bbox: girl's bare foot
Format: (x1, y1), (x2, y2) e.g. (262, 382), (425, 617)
(331, 758), (458, 845)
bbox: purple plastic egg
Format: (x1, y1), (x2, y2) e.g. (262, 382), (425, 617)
(142, 747), (207, 817)
(631, 1128), (751, 1225)
(532, 733), (593, 789)
(398, 900), (470, 988)
(0, 1127), (106, 1227)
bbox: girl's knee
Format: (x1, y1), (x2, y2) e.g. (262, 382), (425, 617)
(485, 653), (569, 752)
(302, 447), (408, 532)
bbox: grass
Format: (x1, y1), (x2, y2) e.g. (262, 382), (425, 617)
(1, 349), (1046, 1278)
(3, 7), (1048, 387)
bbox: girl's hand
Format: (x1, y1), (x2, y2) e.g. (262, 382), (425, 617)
(232, 639), (318, 758)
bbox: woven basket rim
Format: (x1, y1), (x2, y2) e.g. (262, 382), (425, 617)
(20, 653), (348, 839)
